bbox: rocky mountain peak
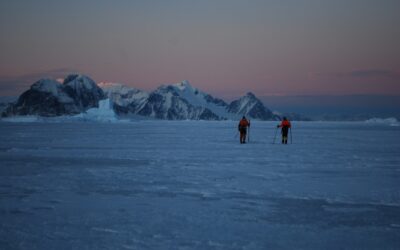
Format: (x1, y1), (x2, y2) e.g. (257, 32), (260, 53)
(63, 74), (98, 90)
(30, 79), (62, 96)
(227, 92), (274, 120)
(245, 92), (256, 98)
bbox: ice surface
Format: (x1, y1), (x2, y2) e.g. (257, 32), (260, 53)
(0, 121), (399, 249)
(1, 115), (43, 123)
(73, 99), (119, 122)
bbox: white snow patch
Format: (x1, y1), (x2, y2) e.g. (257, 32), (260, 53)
(365, 117), (399, 126)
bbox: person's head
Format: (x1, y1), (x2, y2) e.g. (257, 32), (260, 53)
(283, 117), (287, 121)
(242, 116), (246, 120)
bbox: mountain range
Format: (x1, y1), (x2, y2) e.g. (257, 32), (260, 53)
(2, 74), (283, 121)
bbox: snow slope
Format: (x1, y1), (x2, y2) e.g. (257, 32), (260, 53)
(0, 121), (399, 249)
(171, 80), (229, 118)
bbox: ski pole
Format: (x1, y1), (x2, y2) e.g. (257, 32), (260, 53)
(272, 126), (278, 144)
(248, 120), (250, 143)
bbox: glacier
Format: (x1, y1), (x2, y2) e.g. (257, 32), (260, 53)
(73, 99), (119, 122)
(0, 120), (399, 249)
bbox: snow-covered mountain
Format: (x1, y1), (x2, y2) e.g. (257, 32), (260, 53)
(98, 82), (149, 116)
(168, 81), (277, 120)
(2, 75), (280, 120)
(100, 83), (221, 120)
(2, 75), (105, 117)
(227, 92), (276, 120)
(101, 80), (277, 120)
(138, 85), (220, 120)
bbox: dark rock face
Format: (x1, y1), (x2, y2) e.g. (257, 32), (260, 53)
(63, 74), (105, 109)
(197, 108), (221, 120)
(5, 89), (73, 116)
(204, 94), (227, 107)
(2, 75), (105, 117)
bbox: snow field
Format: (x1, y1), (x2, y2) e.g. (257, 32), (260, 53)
(0, 121), (399, 249)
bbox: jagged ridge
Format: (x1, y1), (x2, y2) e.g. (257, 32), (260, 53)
(2, 76), (280, 120)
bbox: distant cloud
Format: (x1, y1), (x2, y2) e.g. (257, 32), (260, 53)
(339, 69), (400, 78)
(0, 68), (79, 96)
(308, 69), (400, 80)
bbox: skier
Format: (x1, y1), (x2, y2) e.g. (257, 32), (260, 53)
(277, 117), (291, 144)
(238, 116), (250, 144)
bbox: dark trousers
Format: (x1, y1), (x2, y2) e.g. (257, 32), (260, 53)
(239, 128), (247, 143)
(281, 127), (289, 144)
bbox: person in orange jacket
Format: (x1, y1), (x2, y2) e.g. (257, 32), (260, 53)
(238, 116), (250, 144)
(277, 117), (291, 144)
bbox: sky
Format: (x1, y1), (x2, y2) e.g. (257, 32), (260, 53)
(0, 0), (400, 99)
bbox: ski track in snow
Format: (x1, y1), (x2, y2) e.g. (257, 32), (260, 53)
(0, 121), (399, 249)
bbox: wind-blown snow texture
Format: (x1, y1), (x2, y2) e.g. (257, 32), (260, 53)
(0, 121), (399, 249)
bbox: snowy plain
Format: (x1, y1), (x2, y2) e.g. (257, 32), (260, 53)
(0, 119), (399, 249)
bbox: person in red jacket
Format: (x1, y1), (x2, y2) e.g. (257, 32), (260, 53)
(238, 116), (250, 144)
(277, 117), (291, 144)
